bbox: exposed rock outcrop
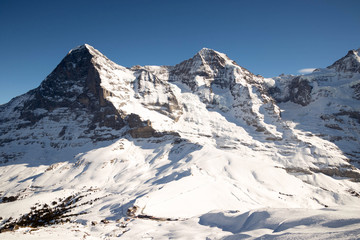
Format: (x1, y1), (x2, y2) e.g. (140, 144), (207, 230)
(126, 114), (155, 138)
(0, 45), (125, 147)
(327, 49), (360, 73)
(288, 77), (313, 106)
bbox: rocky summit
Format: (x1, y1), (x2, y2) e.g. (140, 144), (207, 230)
(0, 45), (360, 239)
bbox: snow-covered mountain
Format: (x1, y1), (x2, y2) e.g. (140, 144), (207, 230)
(0, 45), (360, 239)
(268, 48), (360, 170)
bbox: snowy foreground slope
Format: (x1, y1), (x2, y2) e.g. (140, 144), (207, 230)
(0, 45), (360, 239)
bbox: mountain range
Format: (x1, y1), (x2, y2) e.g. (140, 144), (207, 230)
(0, 44), (360, 239)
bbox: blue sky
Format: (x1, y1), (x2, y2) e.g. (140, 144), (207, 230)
(0, 0), (359, 104)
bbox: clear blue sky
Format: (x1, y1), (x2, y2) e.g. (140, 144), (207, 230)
(1, 0), (359, 104)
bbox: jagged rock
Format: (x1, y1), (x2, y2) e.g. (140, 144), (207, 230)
(129, 126), (155, 138)
(170, 48), (229, 91)
(126, 114), (151, 129)
(267, 75), (313, 106)
(35, 45), (125, 129)
(0, 45), (125, 148)
(288, 77), (312, 106)
(327, 49), (360, 73)
(126, 114), (155, 138)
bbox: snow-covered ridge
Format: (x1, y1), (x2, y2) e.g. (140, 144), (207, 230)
(0, 44), (360, 239)
(68, 43), (93, 54)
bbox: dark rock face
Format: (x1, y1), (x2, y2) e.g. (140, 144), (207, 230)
(352, 82), (360, 100)
(129, 126), (156, 138)
(126, 114), (151, 129)
(170, 48), (233, 91)
(327, 50), (360, 73)
(26, 45), (124, 130)
(310, 166), (360, 182)
(125, 114), (180, 138)
(267, 86), (284, 102)
(0, 45), (125, 147)
(288, 77), (312, 106)
(126, 114), (155, 138)
(170, 48), (258, 93)
(267, 76), (312, 106)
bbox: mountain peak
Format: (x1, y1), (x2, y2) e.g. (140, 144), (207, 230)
(5, 43), (125, 135)
(344, 49), (360, 59)
(68, 44), (91, 54)
(197, 47), (216, 54)
(66, 44), (107, 60)
(196, 47), (229, 61)
(184, 48), (231, 70)
(2, 44), (360, 239)
(327, 48), (360, 73)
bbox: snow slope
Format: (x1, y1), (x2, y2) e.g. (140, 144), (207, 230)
(0, 45), (360, 239)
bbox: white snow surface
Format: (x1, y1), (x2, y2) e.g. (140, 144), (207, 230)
(0, 45), (360, 239)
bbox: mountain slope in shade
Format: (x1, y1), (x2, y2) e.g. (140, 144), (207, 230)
(0, 45), (360, 239)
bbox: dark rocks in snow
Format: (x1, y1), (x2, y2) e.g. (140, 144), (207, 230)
(126, 113), (149, 129)
(100, 219), (110, 224)
(58, 126), (67, 137)
(126, 114), (155, 138)
(282, 165), (360, 182)
(126, 114), (180, 138)
(288, 77), (312, 106)
(129, 125), (155, 139)
(0, 194), (86, 232)
(348, 189), (360, 198)
(267, 86), (282, 101)
(136, 214), (179, 222)
(1, 195), (19, 203)
(310, 165), (360, 182)
(334, 111), (360, 124)
(282, 167), (312, 175)
(0, 152), (23, 163)
(268, 75), (313, 106)
(351, 82), (360, 100)
(324, 124), (343, 131)
(127, 205), (178, 221)
(126, 206), (138, 217)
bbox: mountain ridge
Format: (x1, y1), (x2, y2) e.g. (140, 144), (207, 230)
(0, 44), (360, 239)
(327, 48), (360, 73)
